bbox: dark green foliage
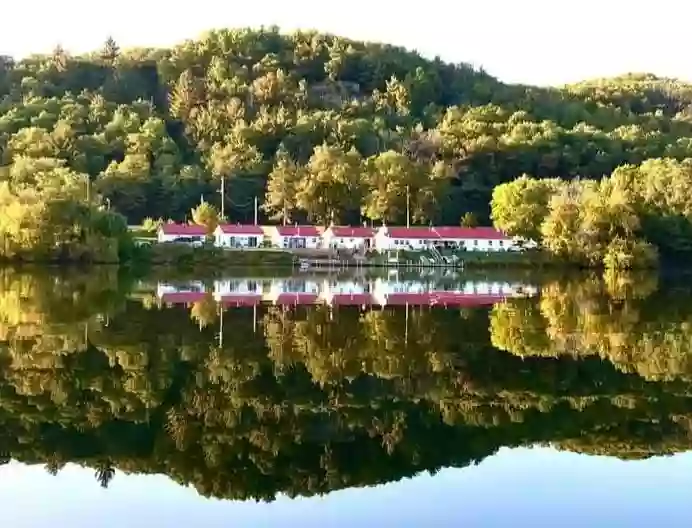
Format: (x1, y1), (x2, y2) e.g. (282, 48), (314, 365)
(4, 28), (692, 230)
(2, 270), (692, 499)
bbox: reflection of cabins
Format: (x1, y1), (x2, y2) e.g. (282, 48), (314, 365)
(371, 279), (517, 307)
(213, 279), (263, 306)
(373, 227), (515, 252)
(267, 226), (322, 249)
(267, 278), (321, 305)
(157, 278), (538, 308)
(214, 224), (265, 248)
(320, 280), (373, 306)
(322, 226), (376, 250)
(157, 281), (207, 304)
(157, 224), (207, 244)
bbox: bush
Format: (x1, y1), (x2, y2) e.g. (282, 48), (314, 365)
(603, 238), (659, 269)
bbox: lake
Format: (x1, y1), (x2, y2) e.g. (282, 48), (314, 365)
(0, 267), (691, 527)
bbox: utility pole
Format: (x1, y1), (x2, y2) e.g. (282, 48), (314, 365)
(220, 174), (225, 219)
(218, 305), (224, 348)
(406, 185), (410, 228)
(254, 196), (258, 225)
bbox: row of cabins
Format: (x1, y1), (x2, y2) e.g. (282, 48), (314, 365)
(158, 224), (522, 252)
(157, 278), (538, 308)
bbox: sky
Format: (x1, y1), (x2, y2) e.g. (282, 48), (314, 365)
(2, 0), (691, 86)
(1, 447), (692, 527)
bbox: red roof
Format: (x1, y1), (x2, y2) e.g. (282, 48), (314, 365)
(384, 226), (509, 240)
(330, 293), (374, 306)
(160, 224), (207, 236)
(384, 293), (506, 306)
(328, 226), (376, 238)
(275, 226), (321, 237)
(218, 294), (261, 306)
(217, 224), (264, 235)
(160, 292), (207, 304)
(275, 293), (320, 305)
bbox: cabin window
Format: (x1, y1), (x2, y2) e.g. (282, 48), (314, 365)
(488, 240), (493, 246)
(498, 240), (504, 247)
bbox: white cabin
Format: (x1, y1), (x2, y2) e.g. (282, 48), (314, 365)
(322, 226), (376, 250)
(268, 226), (322, 249)
(157, 224), (207, 244)
(214, 224), (265, 248)
(374, 226), (516, 252)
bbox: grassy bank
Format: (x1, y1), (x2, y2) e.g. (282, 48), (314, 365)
(136, 244), (295, 270)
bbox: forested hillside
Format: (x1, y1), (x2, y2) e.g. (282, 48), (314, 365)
(4, 28), (692, 228)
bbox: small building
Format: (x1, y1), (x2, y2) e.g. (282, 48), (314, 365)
(268, 225), (322, 249)
(267, 278), (321, 305)
(157, 281), (207, 304)
(157, 224), (208, 244)
(320, 279), (374, 306)
(373, 226), (515, 252)
(213, 278), (264, 306)
(322, 226), (376, 250)
(214, 224), (265, 248)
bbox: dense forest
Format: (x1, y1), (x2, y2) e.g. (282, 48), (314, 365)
(2, 269), (692, 498)
(2, 28), (692, 262)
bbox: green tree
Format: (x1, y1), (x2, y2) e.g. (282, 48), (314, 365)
(460, 212), (478, 227)
(296, 144), (363, 223)
(263, 148), (301, 224)
(191, 200), (219, 235)
(100, 37), (120, 65)
(491, 176), (559, 241)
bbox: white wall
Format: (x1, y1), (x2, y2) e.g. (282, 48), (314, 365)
(157, 232), (205, 244)
(270, 230), (321, 249)
(323, 232), (372, 250)
(214, 231), (264, 248)
(158, 232), (180, 243)
(373, 229), (517, 252)
(374, 234), (431, 252)
(459, 238), (515, 251)
(213, 279), (264, 296)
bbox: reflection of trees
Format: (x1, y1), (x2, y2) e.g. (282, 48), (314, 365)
(490, 272), (692, 381)
(95, 460), (115, 488)
(3, 270), (692, 500)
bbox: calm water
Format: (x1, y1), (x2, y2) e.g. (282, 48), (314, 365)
(0, 268), (691, 527)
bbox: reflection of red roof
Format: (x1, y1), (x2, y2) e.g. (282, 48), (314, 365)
(384, 293), (506, 306)
(328, 226), (376, 238)
(276, 226), (321, 237)
(218, 295), (261, 306)
(217, 224), (264, 235)
(331, 293), (373, 305)
(160, 292), (206, 303)
(160, 224), (207, 236)
(384, 227), (508, 240)
(275, 293), (320, 305)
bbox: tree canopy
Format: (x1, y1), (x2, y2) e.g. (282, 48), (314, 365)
(3, 29), (692, 236)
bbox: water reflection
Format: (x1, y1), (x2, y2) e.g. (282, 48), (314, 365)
(154, 275), (539, 307)
(0, 268), (692, 506)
